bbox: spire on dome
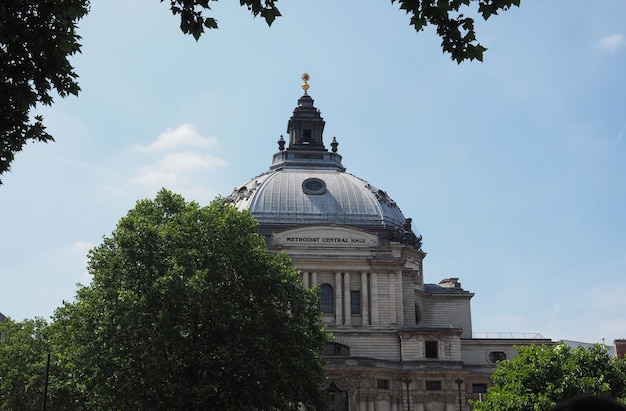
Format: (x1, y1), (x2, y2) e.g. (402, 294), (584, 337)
(269, 73), (345, 171)
(287, 73), (325, 149)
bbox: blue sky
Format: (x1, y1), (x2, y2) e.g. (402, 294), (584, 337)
(2, 1), (626, 345)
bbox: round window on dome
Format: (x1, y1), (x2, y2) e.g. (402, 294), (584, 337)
(302, 178), (326, 195)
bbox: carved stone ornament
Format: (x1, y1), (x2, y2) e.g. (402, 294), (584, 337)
(366, 184), (399, 208)
(393, 218), (423, 249)
(226, 179), (262, 203)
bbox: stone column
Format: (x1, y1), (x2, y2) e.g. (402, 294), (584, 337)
(344, 272), (351, 326)
(397, 271), (405, 326)
(335, 271), (343, 326)
(371, 272), (379, 325)
(361, 272), (369, 326)
(389, 272), (397, 325)
(311, 271), (318, 288)
(302, 271), (309, 289)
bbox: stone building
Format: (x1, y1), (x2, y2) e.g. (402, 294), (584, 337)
(228, 76), (551, 411)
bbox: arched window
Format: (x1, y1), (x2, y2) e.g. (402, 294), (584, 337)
(320, 284), (334, 314)
(322, 343), (350, 356)
(327, 383), (348, 411)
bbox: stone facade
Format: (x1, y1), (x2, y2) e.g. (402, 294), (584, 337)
(230, 78), (551, 410)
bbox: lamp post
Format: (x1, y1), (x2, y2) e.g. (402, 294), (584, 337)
(403, 378), (411, 411)
(454, 378), (464, 411)
(42, 352), (50, 411)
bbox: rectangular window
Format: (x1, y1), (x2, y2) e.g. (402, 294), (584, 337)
(425, 340), (438, 358)
(350, 290), (361, 314)
(425, 380), (442, 391)
(320, 284), (334, 314)
(377, 379), (389, 390)
(303, 129), (312, 143)
(472, 384), (488, 394)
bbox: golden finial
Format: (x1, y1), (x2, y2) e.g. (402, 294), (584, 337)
(301, 73), (310, 93)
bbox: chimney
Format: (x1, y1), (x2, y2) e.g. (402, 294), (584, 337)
(614, 339), (626, 359)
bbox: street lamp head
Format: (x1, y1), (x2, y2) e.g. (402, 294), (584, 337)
(403, 379), (411, 386)
(455, 378), (464, 386)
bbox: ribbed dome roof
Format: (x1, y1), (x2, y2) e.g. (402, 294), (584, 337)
(228, 76), (420, 246)
(229, 168), (406, 228)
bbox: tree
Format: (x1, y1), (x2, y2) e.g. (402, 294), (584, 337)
(0, 0), (89, 184)
(0, 317), (50, 410)
(472, 343), (626, 411)
(0, 317), (85, 410)
(52, 189), (329, 410)
(1, 0), (520, 184)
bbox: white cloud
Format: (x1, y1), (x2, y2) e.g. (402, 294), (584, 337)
(70, 241), (94, 284)
(130, 168), (179, 186)
(596, 33), (626, 54)
(72, 241), (94, 253)
(118, 125), (230, 200)
(125, 123), (229, 187)
(131, 124), (218, 152)
(130, 152), (227, 186)
(160, 152), (227, 172)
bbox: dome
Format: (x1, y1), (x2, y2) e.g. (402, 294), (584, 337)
(227, 75), (420, 247)
(229, 168), (406, 229)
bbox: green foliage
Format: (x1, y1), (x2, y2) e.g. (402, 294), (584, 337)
(163, 0), (281, 40)
(52, 189), (329, 410)
(0, 0), (90, 184)
(0, 317), (86, 410)
(472, 343), (626, 411)
(0, 317), (49, 410)
(391, 0), (521, 63)
(164, 0), (520, 63)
